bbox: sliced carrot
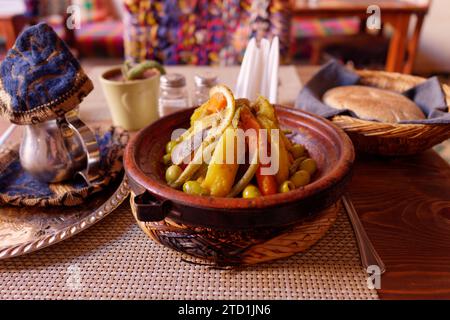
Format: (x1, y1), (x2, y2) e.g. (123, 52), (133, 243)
(256, 166), (278, 196)
(240, 107), (261, 132)
(240, 107), (278, 196)
(206, 92), (227, 113)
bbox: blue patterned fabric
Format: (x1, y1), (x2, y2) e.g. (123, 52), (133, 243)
(0, 127), (128, 207)
(0, 23), (93, 125)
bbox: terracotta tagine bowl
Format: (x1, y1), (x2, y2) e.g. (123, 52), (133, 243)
(124, 106), (355, 231)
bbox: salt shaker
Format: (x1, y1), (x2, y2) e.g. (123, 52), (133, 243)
(159, 73), (189, 116)
(194, 72), (218, 106)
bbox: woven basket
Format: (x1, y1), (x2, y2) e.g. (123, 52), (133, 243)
(131, 194), (340, 266)
(331, 70), (450, 156)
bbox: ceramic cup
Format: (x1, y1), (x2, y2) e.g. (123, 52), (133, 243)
(99, 66), (160, 131)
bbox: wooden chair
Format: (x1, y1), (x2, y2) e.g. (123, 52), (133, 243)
(289, 0), (431, 74)
(0, 14), (30, 51)
(309, 18), (389, 68)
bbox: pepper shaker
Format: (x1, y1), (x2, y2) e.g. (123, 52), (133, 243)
(193, 72), (218, 106)
(159, 73), (189, 117)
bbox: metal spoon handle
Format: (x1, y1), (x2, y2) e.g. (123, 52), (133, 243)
(342, 195), (386, 274)
(0, 124), (17, 148)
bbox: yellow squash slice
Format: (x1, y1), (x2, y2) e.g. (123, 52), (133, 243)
(202, 126), (239, 197)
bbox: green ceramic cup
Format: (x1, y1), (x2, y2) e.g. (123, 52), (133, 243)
(99, 66), (160, 131)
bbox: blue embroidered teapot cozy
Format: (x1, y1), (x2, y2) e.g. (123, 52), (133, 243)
(0, 23), (93, 125)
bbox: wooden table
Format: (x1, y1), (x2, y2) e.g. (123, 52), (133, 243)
(299, 65), (450, 299)
(350, 152), (450, 299)
(0, 64), (449, 299)
(291, 0), (430, 74)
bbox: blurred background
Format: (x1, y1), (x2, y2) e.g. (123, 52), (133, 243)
(0, 0), (448, 77)
(0, 1), (449, 160)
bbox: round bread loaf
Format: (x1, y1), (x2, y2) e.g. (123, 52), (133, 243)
(323, 85), (425, 123)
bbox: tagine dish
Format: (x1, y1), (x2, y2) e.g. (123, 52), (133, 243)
(162, 85), (318, 199)
(124, 81), (354, 262)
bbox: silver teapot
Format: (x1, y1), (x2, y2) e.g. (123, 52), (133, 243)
(19, 109), (100, 184)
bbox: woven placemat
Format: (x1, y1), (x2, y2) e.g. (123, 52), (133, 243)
(0, 203), (378, 300)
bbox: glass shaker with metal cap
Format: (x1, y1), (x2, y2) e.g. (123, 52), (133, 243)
(159, 73), (189, 116)
(194, 72), (218, 106)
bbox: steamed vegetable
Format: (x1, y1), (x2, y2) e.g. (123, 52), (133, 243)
(260, 118), (290, 185)
(300, 158), (317, 176)
(165, 165), (182, 184)
(240, 106), (278, 196)
(242, 185), (261, 199)
(253, 95), (294, 152)
(163, 85), (319, 198)
(279, 181), (295, 193)
(291, 170), (311, 188)
(253, 99), (290, 185)
(183, 181), (208, 196)
(190, 101), (209, 126)
(206, 92), (228, 113)
(170, 85), (236, 188)
(201, 127), (239, 197)
(255, 166), (278, 196)
(291, 144), (305, 159)
(166, 141), (178, 154)
(227, 151), (258, 198)
(289, 156), (307, 176)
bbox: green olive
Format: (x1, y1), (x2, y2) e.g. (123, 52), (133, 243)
(162, 153), (172, 165)
(300, 158), (317, 175)
(290, 170), (311, 188)
(242, 185), (261, 199)
(279, 181), (295, 193)
(182, 181), (208, 196)
(165, 165), (182, 184)
(165, 140), (178, 154)
(291, 144), (305, 159)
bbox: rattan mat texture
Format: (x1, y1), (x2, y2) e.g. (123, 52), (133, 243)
(0, 203), (379, 300)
